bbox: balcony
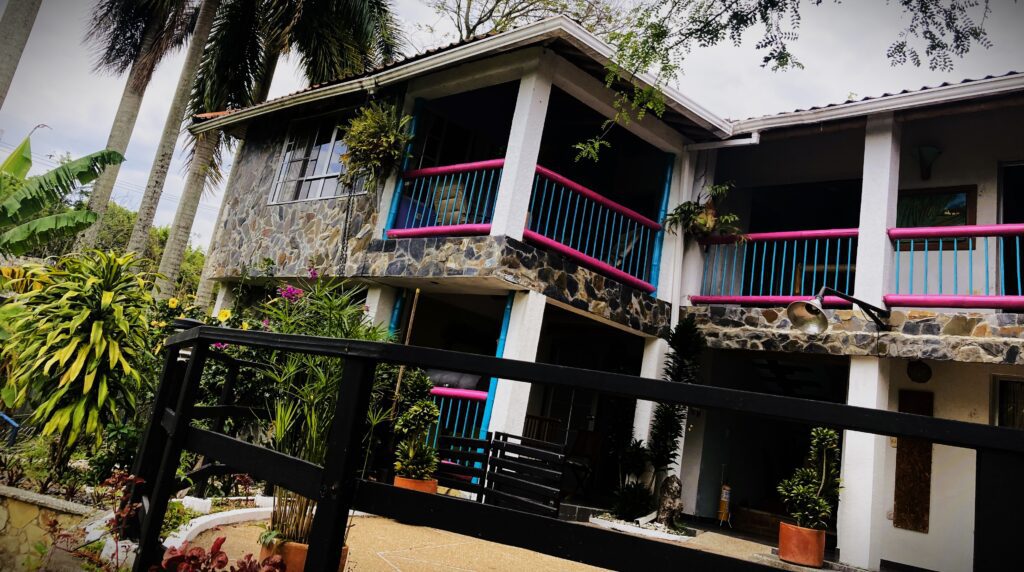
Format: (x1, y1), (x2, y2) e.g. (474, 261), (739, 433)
(887, 223), (1024, 309)
(691, 229), (859, 307)
(386, 159), (661, 293)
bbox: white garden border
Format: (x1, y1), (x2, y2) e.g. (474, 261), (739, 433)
(588, 515), (693, 543)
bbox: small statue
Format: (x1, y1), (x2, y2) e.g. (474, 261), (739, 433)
(656, 474), (684, 525)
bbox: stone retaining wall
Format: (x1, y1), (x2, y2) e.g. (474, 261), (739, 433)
(686, 305), (1024, 365)
(0, 485), (97, 570)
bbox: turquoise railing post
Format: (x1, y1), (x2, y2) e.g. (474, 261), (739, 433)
(387, 288), (407, 336)
(648, 155), (674, 294)
(383, 98), (423, 237)
(479, 292), (514, 438)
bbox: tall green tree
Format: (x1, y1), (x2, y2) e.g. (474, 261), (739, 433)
(0, 137), (123, 256)
(155, 0), (406, 298)
(127, 0), (223, 256)
(78, 0), (195, 248)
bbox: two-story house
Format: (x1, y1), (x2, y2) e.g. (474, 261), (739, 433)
(191, 16), (1023, 572)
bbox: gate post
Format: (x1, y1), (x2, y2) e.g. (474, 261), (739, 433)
(304, 356), (380, 571)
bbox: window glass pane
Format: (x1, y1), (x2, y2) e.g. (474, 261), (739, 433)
(296, 180), (312, 201)
(320, 177), (339, 197)
(327, 138), (346, 175)
(897, 191), (969, 227)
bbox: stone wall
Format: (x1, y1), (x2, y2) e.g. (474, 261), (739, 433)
(0, 485), (96, 570)
(686, 305), (1024, 365)
(348, 235), (672, 336)
(203, 122), (381, 281)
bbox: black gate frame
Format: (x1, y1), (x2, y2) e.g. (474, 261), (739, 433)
(130, 326), (1024, 571)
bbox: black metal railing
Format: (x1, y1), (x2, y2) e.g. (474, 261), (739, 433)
(129, 326), (1024, 572)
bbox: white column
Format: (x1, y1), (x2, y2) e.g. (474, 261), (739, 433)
(679, 150), (716, 305)
(838, 116), (900, 570)
(853, 112), (902, 306)
(212, 285), (236, 315)
(364, 285), (398, 329)
(489, 67), (553, 240)
(633, 337), (669, 443)
(487, 290), (546, 436)
(837, 357), (892, 570)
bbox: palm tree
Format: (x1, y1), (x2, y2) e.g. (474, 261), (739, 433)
(155, 0), (405, 298)
(126, 0), (222, 256)
(1, 136), (123, 256)
(0, 0), (42, 110)
(77, 0), (194, 248)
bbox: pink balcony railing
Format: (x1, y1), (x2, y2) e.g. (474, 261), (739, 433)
(887, 224), (1024, 309)
(427, 386), (489, 446)
(386, 160), (661, 293)
(690, 229), (859, 307)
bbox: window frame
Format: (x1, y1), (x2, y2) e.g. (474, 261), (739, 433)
(268, 113), (364, 205)
(895, 185), (978, 252)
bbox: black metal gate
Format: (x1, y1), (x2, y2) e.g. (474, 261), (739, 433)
(130, 326), (1024, 571)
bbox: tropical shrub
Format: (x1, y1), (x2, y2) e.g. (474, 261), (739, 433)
(777, 427), (842, 530)
(0, 136), (122, 256)
(1, 250), (155, 486)
(339, 101), (412, 192)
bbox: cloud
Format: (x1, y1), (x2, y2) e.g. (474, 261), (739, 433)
(1, 0), (1021, 253)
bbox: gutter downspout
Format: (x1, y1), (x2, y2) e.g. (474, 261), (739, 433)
(383, 98), (424, 237)
(387, 288), (407, 336)
(649, 154), (674, 295)
(479, 292), (515, 438)
(683, 131), (760, 151)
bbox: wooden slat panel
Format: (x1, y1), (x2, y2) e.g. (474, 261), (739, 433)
(894, 390), (933, 533)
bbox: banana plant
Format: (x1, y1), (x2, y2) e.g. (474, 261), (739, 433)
(1, 251), (156, 476)
(0, 136), (123, 256)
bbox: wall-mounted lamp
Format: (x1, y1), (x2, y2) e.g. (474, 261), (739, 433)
(916, 145), (942, 181)
(786, 286), (892, 334)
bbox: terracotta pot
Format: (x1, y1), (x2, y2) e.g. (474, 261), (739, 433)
(258, 542), (348, 571)
(394, 475), (438, 494)
(778, 522), (826, 568)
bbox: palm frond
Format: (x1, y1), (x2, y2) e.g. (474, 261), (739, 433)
(0, 150), (124, 224)
(0, 211), (98, 256)
(0, 137), (32, 179)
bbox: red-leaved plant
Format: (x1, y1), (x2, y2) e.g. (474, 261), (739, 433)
(157, 537), (285, 571)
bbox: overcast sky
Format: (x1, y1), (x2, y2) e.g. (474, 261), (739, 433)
(1, 0), (1021, 251)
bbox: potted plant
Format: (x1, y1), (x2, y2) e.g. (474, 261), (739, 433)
(392, 399), (441, 493)
(339, 101), (412, 194)
(776, 427), (841, 568)
(663, 181), (741, 241)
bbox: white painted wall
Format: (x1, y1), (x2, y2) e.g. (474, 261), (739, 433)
(875, 359), (1018, 572)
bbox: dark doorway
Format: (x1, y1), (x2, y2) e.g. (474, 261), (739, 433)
(530, 305), (645, 504)
(1001, 164), (1024, 295)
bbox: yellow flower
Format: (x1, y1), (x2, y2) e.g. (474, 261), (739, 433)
(241, 321), (250, 331)
(168, 297), (179, 309)
(158, 321), (167, 328)
(150, 320), (158, 327)
(217, 308), (231, 322)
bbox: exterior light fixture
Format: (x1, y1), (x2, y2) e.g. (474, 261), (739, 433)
(786, 286), (892, 334)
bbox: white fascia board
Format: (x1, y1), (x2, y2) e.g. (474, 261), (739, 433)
(190, 16), (732, 140)
(732, 73), (1024, 134)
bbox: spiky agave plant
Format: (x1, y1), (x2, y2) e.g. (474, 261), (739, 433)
(1, 250), (155, 488)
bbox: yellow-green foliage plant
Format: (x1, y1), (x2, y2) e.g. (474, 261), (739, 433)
(1, 250), (155, 484)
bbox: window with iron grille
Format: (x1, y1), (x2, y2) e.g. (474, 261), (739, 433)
(270, 117), (364, 204)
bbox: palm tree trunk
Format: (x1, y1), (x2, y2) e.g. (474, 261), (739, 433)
(155, 132), (219, 298)
(78, 22), (160, 249)
(193, 55), (280, 306)
(127, 0), (222, 256)
(0, 0), (41, 110)
(194, 140), (244, 308)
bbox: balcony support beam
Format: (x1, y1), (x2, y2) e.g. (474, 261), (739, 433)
(487, 290), (546, 437)
(490, 66), (553, 240)
(853, 112), (902, 307)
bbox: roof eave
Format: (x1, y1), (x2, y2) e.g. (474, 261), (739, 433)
(189, 16), (732, 140)
(732, 73), (1024, 134)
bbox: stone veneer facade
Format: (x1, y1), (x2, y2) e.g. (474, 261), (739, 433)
(347, 235), (672, 336)
(205, 123), (670, 336)
(686, 304), (1024, 365)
